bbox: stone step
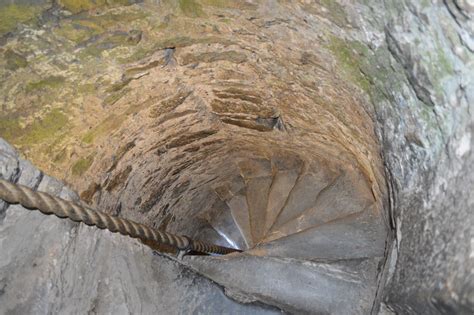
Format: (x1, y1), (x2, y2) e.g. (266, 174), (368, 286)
(194, 225), (235, 249)
(251, 210), (386, 261)
(237, 158), (273, 180)
(202, 198), (248, 250)
(181, 253), (380, 314)
(268, 169), (338, 234)
(227, 190), (254, 248)
(227, 158), (273, 247)
(246, 176), (273, 243)
(263, 169), (300, 238)
(267, 168), (375, 239)
(213, 176), (254, 248)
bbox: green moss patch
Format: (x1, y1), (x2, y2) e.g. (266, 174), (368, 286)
(179, 0), (205, 17)
(117, 46), (152, 64)
(327, 36), (371, 92)
(26, 76), (66, 93)
(82, 114), (127, 144)
(20, 109), (68, 145)
(58, 0), (133, 14)
(0, 109), (69, 146)
(0, 4), (44, 36)
(84, 7), (150, 28)
(59, 0), (104, 14)
(72, 154), (95, 176)
(54, 21), (104, 44)
(0, 117), (22, 143)
(77, 83), (97, 94)
(201, 0), (257, 9)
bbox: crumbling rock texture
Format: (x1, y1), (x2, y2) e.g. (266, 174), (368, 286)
(0, 0), (472, 314)
(369, 1), (474, 313)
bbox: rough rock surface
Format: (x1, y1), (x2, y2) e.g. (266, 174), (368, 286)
(0, 139), (279, 314)
(356, 1), (473, 313)
(0, 0), (472, 314)
(324, 1), (473, 313)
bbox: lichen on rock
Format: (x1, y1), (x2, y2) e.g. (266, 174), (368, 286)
(0, 3), (45, 36)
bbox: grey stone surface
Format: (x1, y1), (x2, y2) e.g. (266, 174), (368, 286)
(264, 169), (299, 235)
(249, 211), (386, 262)
(0, 139), (19, 220)
(345, 0), (474, 313)
(268, 168), (375, 240)
(271, 170), (338, 231)
(180, 153), (386, 313)
(182, 253), (380, 314)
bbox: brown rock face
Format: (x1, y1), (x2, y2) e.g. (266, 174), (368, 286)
(4, 0), (471, 313)
(0, 1), (386, 227)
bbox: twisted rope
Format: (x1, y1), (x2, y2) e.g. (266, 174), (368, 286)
(0, 178), (240, 256)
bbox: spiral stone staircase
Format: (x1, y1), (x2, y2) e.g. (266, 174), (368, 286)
(169, 156), (386, 313)
(0, 138), (387, 314)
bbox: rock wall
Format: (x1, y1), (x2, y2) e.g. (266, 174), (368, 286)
(369, 1), (473, 313)
(0, 0), (472, 313)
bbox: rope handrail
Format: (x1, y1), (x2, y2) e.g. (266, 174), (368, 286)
(0, 178), (241, 256)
